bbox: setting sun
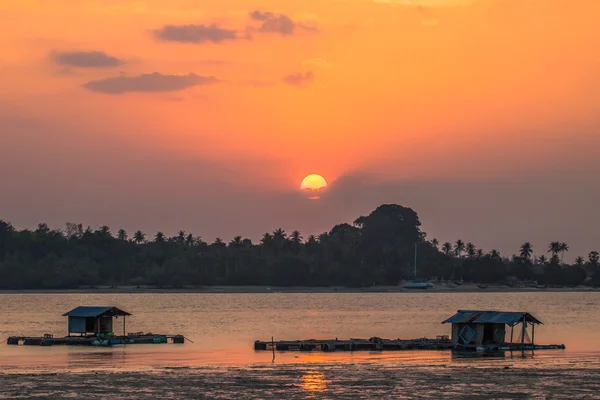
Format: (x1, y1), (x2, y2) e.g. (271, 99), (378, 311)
(301, 174), (327, 190)
(301, 174), (327, 200)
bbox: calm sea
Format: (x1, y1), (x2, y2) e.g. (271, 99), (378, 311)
(1, 292), (600, 398)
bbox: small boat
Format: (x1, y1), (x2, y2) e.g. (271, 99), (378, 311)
(477, 284), (488, 289)
(402, 244), (434, 289)
(403, 281), (431, 289)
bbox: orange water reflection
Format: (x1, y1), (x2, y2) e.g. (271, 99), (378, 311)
(299, 370), (328, 396)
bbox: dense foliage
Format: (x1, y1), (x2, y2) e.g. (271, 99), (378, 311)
(0, 205), (598, 289)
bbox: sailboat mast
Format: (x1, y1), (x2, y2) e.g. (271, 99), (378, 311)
(414, 243), (417, 278)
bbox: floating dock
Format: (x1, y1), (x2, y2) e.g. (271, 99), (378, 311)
(254, 310), (566, 353)
(6, 306), (185, 347)
(254, 336), (454, 352)
(253, 337), (565, 353)
(7, 333), (185, 347)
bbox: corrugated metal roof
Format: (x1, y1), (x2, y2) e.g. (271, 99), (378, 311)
(441, 310), (542, 325)
(62, 306), (131, 318)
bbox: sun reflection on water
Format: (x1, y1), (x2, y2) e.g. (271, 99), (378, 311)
(299, 370), (328, 396)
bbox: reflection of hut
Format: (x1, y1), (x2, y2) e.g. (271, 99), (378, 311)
(63, 306), (131, 337)
(441, 310), (542, 348)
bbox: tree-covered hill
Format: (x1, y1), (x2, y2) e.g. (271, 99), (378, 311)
(0, 204), (597, 289)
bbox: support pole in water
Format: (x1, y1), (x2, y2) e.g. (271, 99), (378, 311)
(510, 325), (514, 344)
(123, 316), (126, 337)
(521, 316), (526, 345)
(414, 243), (417, 278)
(272, 336), (275, 363)
(531, 323), (535, 346)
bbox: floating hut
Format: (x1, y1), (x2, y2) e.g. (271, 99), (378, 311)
(441, 310), (546, 351)
(254, 309), (565, 353)
(63, 306), (131, 337)
(7, 306), (184, 347)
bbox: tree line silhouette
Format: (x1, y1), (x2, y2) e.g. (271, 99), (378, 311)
(0, 204), (598, 289)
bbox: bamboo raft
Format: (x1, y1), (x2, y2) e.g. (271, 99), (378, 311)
(253, 337), (565, 353)
(254, 310), (568, 353)
(6, 306), (185, 347)
(7, 333), (185, 347)
(254, 336), (455, 352)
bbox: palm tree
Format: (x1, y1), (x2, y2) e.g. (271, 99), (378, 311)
(559, 242), (569, 263)
(537, 255), (548, 265)
(575, 256), (585, 266)
(273, 228), (287, 241)
(548, 241), (561, 256)
(229, 236), (244, 274)
(229, 236), (243, 247)
(154, 231), (165, 243)
(185, 233), (195, 246)
(589, 251), (599, 267)
(96, 225), (111, 237)
(117, 229), (127, 241)
(519, 242), (533, 260)
(442, 242), (452, 256)
(260, 233), (273, 247)
(431, 238), (439, 250)
(454, 240), (466, 258)
(489, 249), (501, 260)
(133, 230), (146, 244)
(177, 230), (186, 244)
(291, 230), (303, 244)
(466, 242), (476, 258)
(476, 249), (484, 259)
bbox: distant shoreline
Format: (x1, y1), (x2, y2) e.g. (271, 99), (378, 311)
(0, 284), (598, 295)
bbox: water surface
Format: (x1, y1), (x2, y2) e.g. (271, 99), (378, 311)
(1, 292), (599, 398)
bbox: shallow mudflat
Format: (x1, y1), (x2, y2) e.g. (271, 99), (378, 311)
(2, 361), (600, 399)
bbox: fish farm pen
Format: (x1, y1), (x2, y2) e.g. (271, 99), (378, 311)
(254, 310), (566, 353)
(6, 306), (185, 347)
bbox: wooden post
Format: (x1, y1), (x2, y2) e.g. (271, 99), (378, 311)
(510, 325), (514, 344)
(531, 323), (535, 346)
(123, 316), (126, 337)
(521, 316), (526, 345)
(271, 336), (275, 363)
(97, 318), (100, 337)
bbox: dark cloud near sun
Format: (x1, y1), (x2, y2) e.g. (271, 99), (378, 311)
(283, 71), (314, 86)
(249, 10), (318, 35)
(51, 50), (124, 68)
(82, 72), (218, 94)
(154, 24), (238, 44)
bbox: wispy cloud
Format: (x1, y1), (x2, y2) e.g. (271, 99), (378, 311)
(83, 72), (218, 94)
(51, 50), (123, 68)
(302, 58), (332, 69)
(249, 11), (318, 35)
(154, 24), (238, 44)
(283, 71), (314, 86)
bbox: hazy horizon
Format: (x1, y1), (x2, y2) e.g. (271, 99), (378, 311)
(2, 0), (599, 261)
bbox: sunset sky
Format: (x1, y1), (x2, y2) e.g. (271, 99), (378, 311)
(2, 0), (599, 259)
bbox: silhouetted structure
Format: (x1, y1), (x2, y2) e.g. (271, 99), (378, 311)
(441, 310), (542, 348)
(63, 306), (130, 336)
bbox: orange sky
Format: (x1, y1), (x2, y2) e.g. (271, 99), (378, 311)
(1, 0), (599, 257)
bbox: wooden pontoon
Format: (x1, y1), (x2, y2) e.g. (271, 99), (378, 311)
(6, 306), (185, 347)
(254, 310), (566, 353)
